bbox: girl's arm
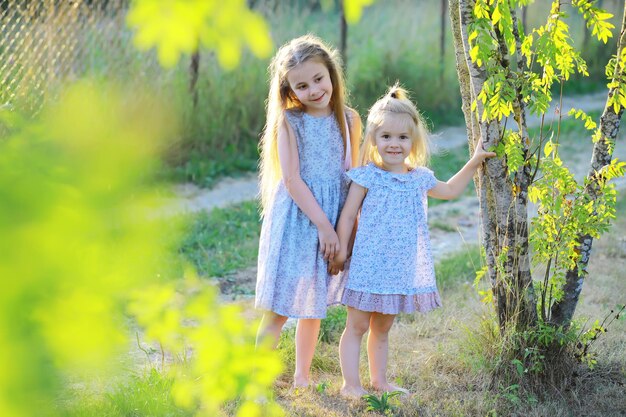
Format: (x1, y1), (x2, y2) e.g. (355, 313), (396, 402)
(347, 108), (362, 168)
(428, 139), (496, 200)
(329, 182), (366, 274)
(278, 116), (339, 260)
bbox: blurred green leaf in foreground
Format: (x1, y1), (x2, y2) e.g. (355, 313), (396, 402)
(0, 81), (282, 417)
(127, 0), (273, 69)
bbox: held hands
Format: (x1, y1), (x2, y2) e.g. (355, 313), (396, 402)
(318, 224), (340, 262)
(328, 250), (347, 276)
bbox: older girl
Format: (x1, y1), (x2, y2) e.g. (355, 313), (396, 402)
(255, 34), (361, 388)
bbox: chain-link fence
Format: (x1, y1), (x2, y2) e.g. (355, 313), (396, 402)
(0, 0), (166, 115)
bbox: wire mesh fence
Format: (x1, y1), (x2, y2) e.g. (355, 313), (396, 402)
(0, 0), (167, 115)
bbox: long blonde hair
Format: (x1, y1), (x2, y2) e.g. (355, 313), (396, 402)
(259, 34), (349, 215)
(359, 84), (430, 168)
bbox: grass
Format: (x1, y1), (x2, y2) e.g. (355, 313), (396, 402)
(434, 245), (482, 290)
(167, 152), (258, 189)
(63, 369), (191, 417)
(320, 306), (348, 344)
(61, 213), (625, 416)
(179, 200), (261, 278)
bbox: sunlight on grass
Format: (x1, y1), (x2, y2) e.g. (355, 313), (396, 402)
(179, 200), (261, 277)
(434, 245), (482, 290)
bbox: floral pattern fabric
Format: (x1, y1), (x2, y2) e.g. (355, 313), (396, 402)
(342, 163), (442, 314)
(255, 109), (348, 319)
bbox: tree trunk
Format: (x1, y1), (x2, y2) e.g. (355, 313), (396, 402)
(551, 3), (626, 326)
(340, 1), (348, 73)
(451, 0), (537, 330)
(440, 0), (447, 86)
(189, 50), (200, 108)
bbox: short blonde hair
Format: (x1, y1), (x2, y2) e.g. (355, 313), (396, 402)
(359, 84), (430, 168)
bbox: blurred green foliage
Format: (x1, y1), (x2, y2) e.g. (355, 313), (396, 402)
(127, 0), (273, 69)
(0, 80), (281, 416)
(0, 81), (178, 416)
(129, 273), (283, 417)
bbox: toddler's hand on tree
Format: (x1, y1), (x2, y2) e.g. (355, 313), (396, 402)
(471, 139), (497, 163)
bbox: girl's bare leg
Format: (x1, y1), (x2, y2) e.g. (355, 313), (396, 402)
(339, 307), (371, 398)
(368, 313), (407, 393)
(256, 311), (289, 349)
(293, 318), (321, 387)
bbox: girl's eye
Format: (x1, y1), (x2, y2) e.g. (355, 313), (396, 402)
(400, 135), (409, 140)
(315, 76), (323, 82)
(297, 85), (307, 90)
(382, 134), (390, 139)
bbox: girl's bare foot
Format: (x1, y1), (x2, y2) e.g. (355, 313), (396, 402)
(340, 385), (368, 399)
(293, 377), (310, 389)
(371, 382), (409, 395)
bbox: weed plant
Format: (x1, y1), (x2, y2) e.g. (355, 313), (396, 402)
(319, 306), (348, 344)
(63, 369), (191, 417)
(362, 391), (403, 415)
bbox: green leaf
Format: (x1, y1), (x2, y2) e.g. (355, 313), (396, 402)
(127, 0), (273, 69)
(344, 0), (376, 24)
(544, 141), (553, 157)
(492, 5), (502, 25)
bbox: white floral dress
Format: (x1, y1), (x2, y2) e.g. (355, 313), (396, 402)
(342, 163), (442, 314)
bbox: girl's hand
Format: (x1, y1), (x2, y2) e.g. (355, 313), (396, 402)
(328, 261), (343, 276)
(318, 225), (340, 261)
(328, 250), (347, 275)
(471, 140), (497, 163)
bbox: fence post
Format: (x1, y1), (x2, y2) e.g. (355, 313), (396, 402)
(340, 0), (348, 73)
(189, 49), (200, 108)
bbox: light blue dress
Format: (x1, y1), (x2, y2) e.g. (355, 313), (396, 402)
(342, 163), (442, 314)
(255, 109), (349, 318)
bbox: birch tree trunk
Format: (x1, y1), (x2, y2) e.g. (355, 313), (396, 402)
(551, 5), (626, 326)
(450, 0), (624, 334)
(450, 0), (537, 330)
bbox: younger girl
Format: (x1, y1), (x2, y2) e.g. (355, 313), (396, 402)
(330, 85), (495, 397)
(255, 34), (361, 388)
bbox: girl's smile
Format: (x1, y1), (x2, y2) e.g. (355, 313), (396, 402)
(287, 58), (333, 117)
(374, 113), (414, 173)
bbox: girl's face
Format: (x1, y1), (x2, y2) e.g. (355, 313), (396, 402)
(286, 58), (333, 117)
(373, 113), (414, 172)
